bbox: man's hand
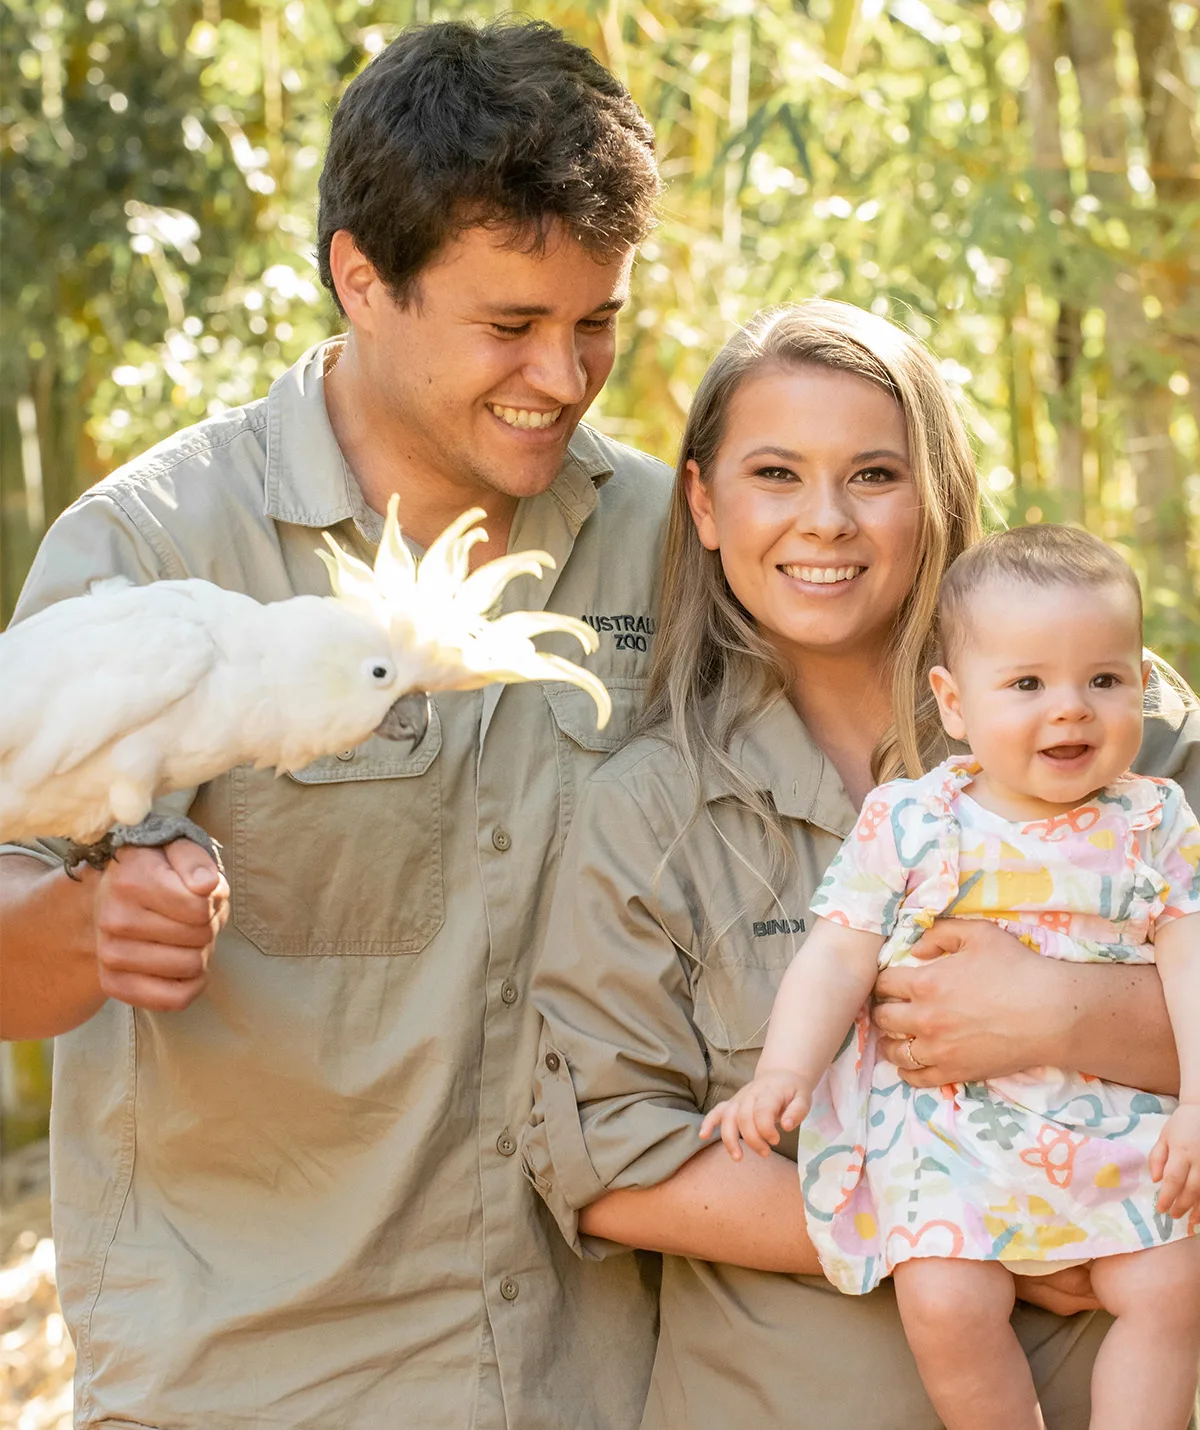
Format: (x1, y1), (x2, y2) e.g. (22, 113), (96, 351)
(1012, 1263), (1100, 1317)
(873, 919), (1054, 1086)
(699, 1070), (811, 1161)
(1150, 1103), (1200, 1218)
(91, 840), (228, 1011)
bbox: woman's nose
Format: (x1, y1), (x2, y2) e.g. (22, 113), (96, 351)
(797, 481), (857, 540)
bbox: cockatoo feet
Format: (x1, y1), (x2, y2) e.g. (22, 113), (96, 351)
(374, 690), (431, 746)
(63, 814), (225, 879)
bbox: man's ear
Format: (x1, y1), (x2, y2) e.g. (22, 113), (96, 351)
(328, 230), (383, 328)
(683, 459), (719, 551)
(929, 665), (968, 742)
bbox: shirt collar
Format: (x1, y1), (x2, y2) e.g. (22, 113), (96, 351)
(708, 694), (859, 838)
(263, 338), (613, 539)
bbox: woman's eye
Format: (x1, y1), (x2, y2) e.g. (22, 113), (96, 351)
(854, 467), (895, 486)
(754, 466), (796, 482)
(1013, 676), (1042, 692)
(1091, 672), (1120, 689)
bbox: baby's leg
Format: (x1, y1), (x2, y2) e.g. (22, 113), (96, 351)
(892, 1257), (1044, 1430)
(1089, 1236), (1200, 1430)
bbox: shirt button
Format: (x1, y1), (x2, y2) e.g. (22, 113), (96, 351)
(500, 980), (518, 1006)
(491, 827), (512, 852)
(544, 1051), (561, 1073)
(496, 1130), (516, 1157)
(500, 1277), (519, 1301)
(335, 749), (356, 762)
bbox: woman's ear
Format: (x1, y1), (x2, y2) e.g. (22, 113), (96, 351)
(683, 459), (720, 552)
(928, 666), (968, 742)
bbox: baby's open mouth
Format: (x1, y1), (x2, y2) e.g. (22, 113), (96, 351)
(1039, 744), (1092, 762)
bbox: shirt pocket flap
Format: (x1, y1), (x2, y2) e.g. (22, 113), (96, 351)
(285, 702), (443, 783)
(544, 679), (645, 754)
(691, 960), (781, 1054)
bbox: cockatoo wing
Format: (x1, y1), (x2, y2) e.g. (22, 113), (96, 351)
(0, 580), (220, 786)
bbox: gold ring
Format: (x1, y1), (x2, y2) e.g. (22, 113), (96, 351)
(901, 1037), (928, 1071)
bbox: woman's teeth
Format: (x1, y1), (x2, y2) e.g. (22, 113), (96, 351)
(782, 565), (865, 585)
(489, 405), (563, 430)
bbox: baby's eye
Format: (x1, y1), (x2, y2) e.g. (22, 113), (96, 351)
(1012, 676), (1042, 692)
(1090, 672), (1121, 689)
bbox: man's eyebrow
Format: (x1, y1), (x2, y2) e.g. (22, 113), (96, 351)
(481, 296), (628, 318)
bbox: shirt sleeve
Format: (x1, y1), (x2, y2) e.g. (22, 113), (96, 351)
(1149, 780), (1200, 925)
(808, 783), (912, 936)
(521, 769), (711, 1260)
(0, 489), (197, 863)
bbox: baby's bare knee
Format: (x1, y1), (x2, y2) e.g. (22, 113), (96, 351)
(894, 1257), (1015, 1338)
(1092, 1239), (1200, 1323)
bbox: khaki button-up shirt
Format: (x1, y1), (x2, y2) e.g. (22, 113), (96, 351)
(524, 694), (1200, 1430)
(3, 342), (670, 1430)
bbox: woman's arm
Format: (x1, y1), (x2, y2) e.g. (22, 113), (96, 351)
(873, 919), (1179, 1094)
(578, 1141), (822, 1274)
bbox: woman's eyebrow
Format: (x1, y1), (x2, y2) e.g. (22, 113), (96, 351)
(738, 445), (909, 464)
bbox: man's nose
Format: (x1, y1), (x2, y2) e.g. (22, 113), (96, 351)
(523, 331), (589, 406)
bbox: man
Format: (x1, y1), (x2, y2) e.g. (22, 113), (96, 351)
(0, 21), (668, 1428)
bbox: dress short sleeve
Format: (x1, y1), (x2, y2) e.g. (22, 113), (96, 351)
(1149, 780), (1200, 925)
(809, 782), (912, 936)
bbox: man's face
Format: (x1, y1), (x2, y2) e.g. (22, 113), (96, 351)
(350, 223), (633, 506)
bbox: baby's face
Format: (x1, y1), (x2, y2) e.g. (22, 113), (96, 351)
(932, 577), (1148, 818)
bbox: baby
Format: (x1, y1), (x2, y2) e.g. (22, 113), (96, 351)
(701, 524), (1200, 1430)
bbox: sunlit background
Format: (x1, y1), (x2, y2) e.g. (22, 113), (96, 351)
(2, 1), (1198, 1423)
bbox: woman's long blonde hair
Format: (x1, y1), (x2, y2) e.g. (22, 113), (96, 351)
(640, 300), (982, 823)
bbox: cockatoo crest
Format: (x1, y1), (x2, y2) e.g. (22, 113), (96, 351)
(317, 495), (611, 727)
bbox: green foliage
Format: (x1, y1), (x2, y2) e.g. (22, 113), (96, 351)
(2, 0), (1198, 674)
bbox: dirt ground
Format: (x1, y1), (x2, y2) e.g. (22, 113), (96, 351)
(0, 1143), (73, 1430)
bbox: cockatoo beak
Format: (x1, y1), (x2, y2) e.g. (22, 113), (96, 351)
(374, 691), (432, 748)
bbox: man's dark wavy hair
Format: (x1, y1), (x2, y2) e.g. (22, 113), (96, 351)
(317, 19), (661, 312)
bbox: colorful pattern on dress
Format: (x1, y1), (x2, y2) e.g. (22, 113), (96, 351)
(799, 757), (1200, 1295)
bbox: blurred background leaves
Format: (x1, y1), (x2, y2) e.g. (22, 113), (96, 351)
(2, 0), (1197, 673)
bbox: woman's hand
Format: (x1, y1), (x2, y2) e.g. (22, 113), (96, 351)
(1011, 1264), (1101, 1317)
(873, 919), (1060, 1086)
(699, 1071), (812, 1161)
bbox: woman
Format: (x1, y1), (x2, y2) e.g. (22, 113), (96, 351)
(522, 300), (1197, 1428)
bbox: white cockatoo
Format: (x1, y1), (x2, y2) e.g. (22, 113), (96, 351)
(0, 497), (609, 869)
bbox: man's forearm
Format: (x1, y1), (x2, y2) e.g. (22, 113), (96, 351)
(1058, 959), (1179, 1095)
(577, 1141), (823, 1275)
(0, 854), (104, 1039)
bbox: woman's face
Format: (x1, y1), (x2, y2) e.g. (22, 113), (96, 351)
(685, 363), (923, 665)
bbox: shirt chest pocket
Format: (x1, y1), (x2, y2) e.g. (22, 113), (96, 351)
(544, 678), (646, 834)
(230, 706), (444, 956)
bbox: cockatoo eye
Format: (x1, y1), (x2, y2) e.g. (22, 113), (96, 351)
(363, 658), (396, 684)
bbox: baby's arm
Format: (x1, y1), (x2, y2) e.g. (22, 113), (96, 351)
(1149, 911), (1200, 1217)
(699, 919), (884, 1160)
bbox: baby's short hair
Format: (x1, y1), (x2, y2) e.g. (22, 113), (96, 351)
(938, 524), (1143, 667)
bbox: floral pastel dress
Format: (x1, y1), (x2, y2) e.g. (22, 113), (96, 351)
(798, 757), (1200, 1295)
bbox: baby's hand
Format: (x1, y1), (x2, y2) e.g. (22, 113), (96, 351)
(1149, 1102), (1200, 1219)
(698, 1070), (811, 1162)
